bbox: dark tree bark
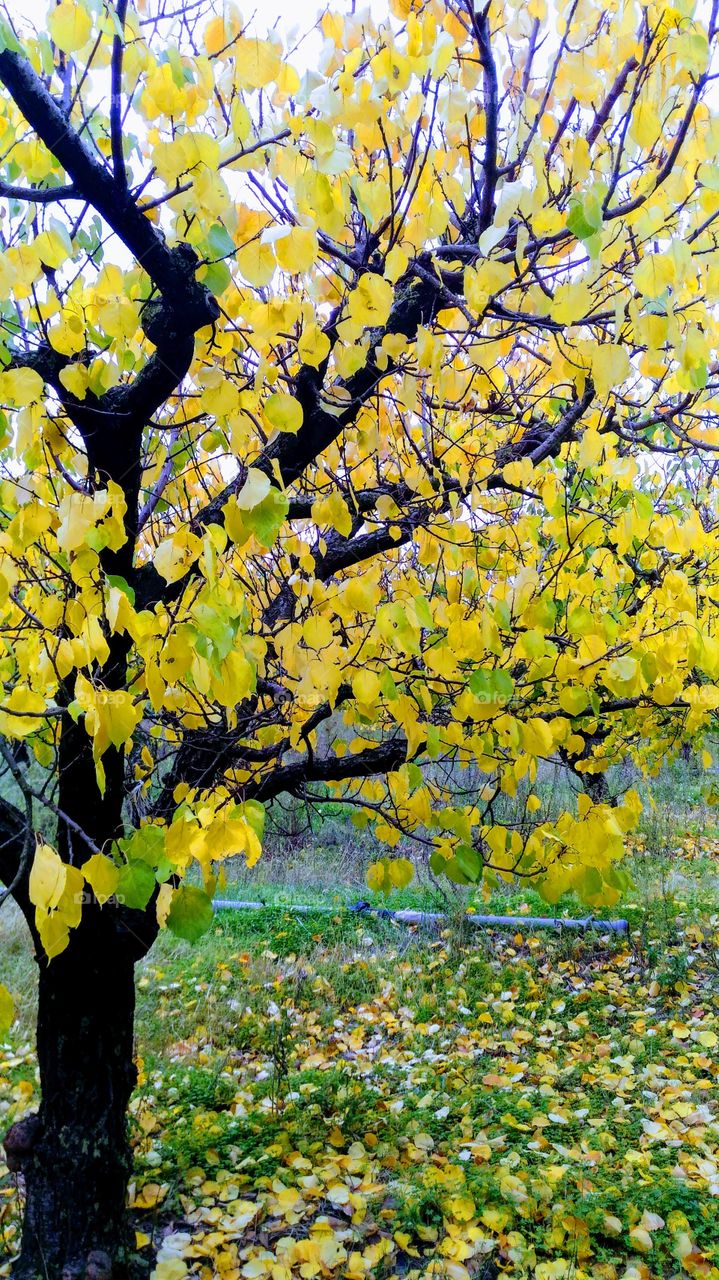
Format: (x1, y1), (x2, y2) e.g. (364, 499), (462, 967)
(0, 40), (222, 1267)
(5, 934), (140, 1280)
(560, 732), (612, 806)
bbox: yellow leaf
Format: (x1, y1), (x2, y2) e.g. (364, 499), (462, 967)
(82, 853), (120, 905)
(388, 857), (414, 889)
(385, 245), (409, 282)
(577, 427), (603, 468)
(0, 687), (48, 738)
(0, 367), (44, 406)
(29, 843), (67, 913)
(634, 253), (676, 298)
(551, 281), (593, 325)
(244, 823), (262, 869)
(629, 100), (660, 149)
(131, 1181), (169, 1210)
(312, 490), (353, 536)
(274, 227), (318, 274)
(203, 14), (228, 55)
(74, 674), (143, 762)
(275, 61), (300, 99)
(34, 228), (71, 270)
(36, 910), (70, 960)
(605, 654), (642, 696)
(264, 392), (303, 434)
(154, 529), (202, 582)
(156, 881), (173, 928)
(629, 1226), (653, 1253)
(152, 1261), (187, 1280)
(348, 273), (394, 327)
(48, 1), (92, 53)
(298, 322), (331, 369)
(236, 240), (275, 286)
(449, 1196), (476, 1223)
(522, 718), (554, 757)
(352, 668), (381, 707)
(57, 493), (99, 554)
(31, 855), (84, 958)
(0, 983), (14, 1035)
(233, 37), (282, 89)
(59, 364), (90, 400)
(589, 343), (631, 397)
(367, 860), (388, 892)
(558, 686), (589, 715)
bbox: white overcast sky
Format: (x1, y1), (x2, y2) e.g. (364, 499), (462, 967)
(14, 1), (384, 80)
(18, 0), (372, 41)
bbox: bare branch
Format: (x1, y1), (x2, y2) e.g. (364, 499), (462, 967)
(110, 0), (129, 189)
(0, 180), (79, 204)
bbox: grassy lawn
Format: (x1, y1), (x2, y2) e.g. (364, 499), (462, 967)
(2, 796), (719, 1278)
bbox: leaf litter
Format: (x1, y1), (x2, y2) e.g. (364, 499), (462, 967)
(2, 901), (719, 1279)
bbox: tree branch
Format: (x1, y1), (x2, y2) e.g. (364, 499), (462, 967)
(0, 792), (31, 918)
(110, 0), (129, 189)
(586, 58), (638, 148)
(471, 2), (498, 232)
(0, 46), (219, 329)
(0, 180), (79, 203)
(244, 735), (410, 804)
(604, 0), (718, 220)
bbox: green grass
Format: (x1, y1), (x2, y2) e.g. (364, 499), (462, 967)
(5, 762), (719, 1275)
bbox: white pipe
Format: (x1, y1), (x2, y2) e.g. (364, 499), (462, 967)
(212, 899), (628, 933)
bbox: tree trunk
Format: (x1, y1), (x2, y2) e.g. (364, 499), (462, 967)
(6, 938), (139, 1280)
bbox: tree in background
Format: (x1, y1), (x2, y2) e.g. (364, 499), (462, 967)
(0, 0), (718, 1271)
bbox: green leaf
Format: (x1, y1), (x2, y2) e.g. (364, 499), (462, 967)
(47, 217), (73, 257)
(454, 844), (482, 882)
(200, 260), (231, 297)
(429, 850), (446, 877)
(567, 190), (603, 244)
(206, 222), (237, 259)
(165, 45), (189, 88)
(380, 669), (397, 700)
(469, 667), (514, 703)
(244, 488), (290, 547)
(633, 492), (654, 523)
(236, 799), (265, 841)
(442, 856), (472, 886)
(107, 574), (136, 606)
(494, 600), (512, 631)
(119, 825), (166, 866)
(407, 762), (423, 789)
(116, 859), (156, 910)
(577, 864), (603, 901)
(38, 32), (55, 76)
(698, 162), (719, 193)
(0, 16), (23, 53)
(167, 885), (214, 943)
(425, 723), (440, 758)
(414, 595), (433, 629)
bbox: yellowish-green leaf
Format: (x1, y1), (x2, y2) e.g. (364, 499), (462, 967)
(264, 392), (303, 434)
(48, 0), (92, 53)
(0, 983), (14, 1035)
(82, 853), (120, 905)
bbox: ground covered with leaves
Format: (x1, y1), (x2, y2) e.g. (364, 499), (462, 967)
(3, 871), (719, 1280)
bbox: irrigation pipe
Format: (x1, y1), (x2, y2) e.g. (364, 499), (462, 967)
(213, 899), (629, 934)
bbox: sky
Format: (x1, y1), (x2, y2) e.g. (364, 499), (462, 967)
(16, 0), (342, 51)
(19, 0), (353, 36)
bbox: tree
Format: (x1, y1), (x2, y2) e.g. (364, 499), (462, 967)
(0, 0), (718, 1272)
